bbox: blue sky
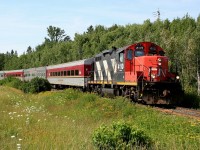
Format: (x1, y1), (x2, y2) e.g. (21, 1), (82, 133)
(0, 0), (199, 55)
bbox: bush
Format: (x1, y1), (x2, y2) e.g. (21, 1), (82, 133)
(0, 77), (51, 94)
(22, 77), (51, 93)
(182, 92), (200, 108)
(92, 121), (153, 149)
(21, 81), (31, 93)
(0, 77), (23, 89)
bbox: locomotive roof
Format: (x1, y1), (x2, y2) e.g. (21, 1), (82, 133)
(116, 45), (130, 53)
(95, 45), (131, 57)
(95, 45), (129, 57)
(116, 42), (165, 54)
(95, 49), (112, 57)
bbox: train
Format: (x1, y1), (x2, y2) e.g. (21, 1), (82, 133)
(0, 42), (183, 105)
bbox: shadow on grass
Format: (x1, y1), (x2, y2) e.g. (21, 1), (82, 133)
(181, 93), (200, 109)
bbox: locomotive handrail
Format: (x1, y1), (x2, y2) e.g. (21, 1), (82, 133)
(134, 57), (149, 81)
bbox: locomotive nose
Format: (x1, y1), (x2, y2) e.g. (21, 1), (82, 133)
(146, 56), (169, 82)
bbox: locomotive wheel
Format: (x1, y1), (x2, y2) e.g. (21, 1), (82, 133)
(100, 88), (104, 97)
(114, 89), (120, 96)
(130, 91), (136, 102)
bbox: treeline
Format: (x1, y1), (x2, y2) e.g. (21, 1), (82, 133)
(0, 14), (200, 93)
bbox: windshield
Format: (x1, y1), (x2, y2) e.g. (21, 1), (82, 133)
(135, 50), (144, 57)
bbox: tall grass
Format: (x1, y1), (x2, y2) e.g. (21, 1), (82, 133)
(0, 86), (200, 149)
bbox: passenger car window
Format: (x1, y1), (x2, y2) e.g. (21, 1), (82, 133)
(71, 70), (74, 76)
(64, 71), (67, 76)
(67, 71), (70, 76)
(75, 70), (79, 75)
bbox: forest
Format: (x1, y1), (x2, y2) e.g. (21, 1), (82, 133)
(0, 14), (200, 94)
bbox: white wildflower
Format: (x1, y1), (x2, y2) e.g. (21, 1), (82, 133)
(11, 135), (15, 138)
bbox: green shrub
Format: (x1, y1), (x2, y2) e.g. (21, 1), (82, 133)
(92, 121), (153, 149)
(8, 78), (23, 89)
(21, 81), (31, 93)
(0, 77), (23, 89)
(182, 92), (200, 108)
(0, 77), (51, 93)
(22, 77), (51, 93)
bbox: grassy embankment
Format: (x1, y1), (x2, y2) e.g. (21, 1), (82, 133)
(0, 86), (200, 149)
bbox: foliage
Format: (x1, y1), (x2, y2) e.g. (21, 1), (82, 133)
(92, 121), (153, 149)
(0, 14), (200, 97)
(182, 92), (200, 108)
(0, 53), (5, 70)
(0, 77), (51, 94)
(21, 77), (51, 93)
(45, 26), (70, 42)
(0, 77), (23, 89)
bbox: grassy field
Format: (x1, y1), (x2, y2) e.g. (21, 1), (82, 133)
(0, 86), (200, 150)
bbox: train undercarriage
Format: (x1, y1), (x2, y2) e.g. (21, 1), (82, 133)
(87, 81), (183, 105)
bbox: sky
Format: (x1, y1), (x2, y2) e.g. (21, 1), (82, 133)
(0, 0), (199, 55)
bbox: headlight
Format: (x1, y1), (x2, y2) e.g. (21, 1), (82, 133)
(158, 58), (162, 66)
(151, 74), (156, 79)
(176, 76), (180, 80)
(158, 58), (162, 62)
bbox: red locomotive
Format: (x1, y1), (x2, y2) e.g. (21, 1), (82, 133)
(0, 42), (183, 105)
(88, 42), (182, 104)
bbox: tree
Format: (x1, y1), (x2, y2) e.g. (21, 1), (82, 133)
(0, 53), (5, 70)
(11, 50), (14, 56)
(14, 51), (18, 56)
(45, 26), (66, 42)
(63, 35), (71, 42)
(87, 25), (94, 33)
(26, 46), (32, 54)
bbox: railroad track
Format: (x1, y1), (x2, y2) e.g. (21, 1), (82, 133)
(154, 106), (200, 120)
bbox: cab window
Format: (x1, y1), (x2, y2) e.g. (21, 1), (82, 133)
(127, 49), (133, 60)
(149, 46), (157, 55)
(119, 52), (124, 62)
(135, 50), (144, 57)
(159, 51), (165, 56)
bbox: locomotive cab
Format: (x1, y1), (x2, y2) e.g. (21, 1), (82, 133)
(124, 42), (171, 83)
(123, 42), (182, 104)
